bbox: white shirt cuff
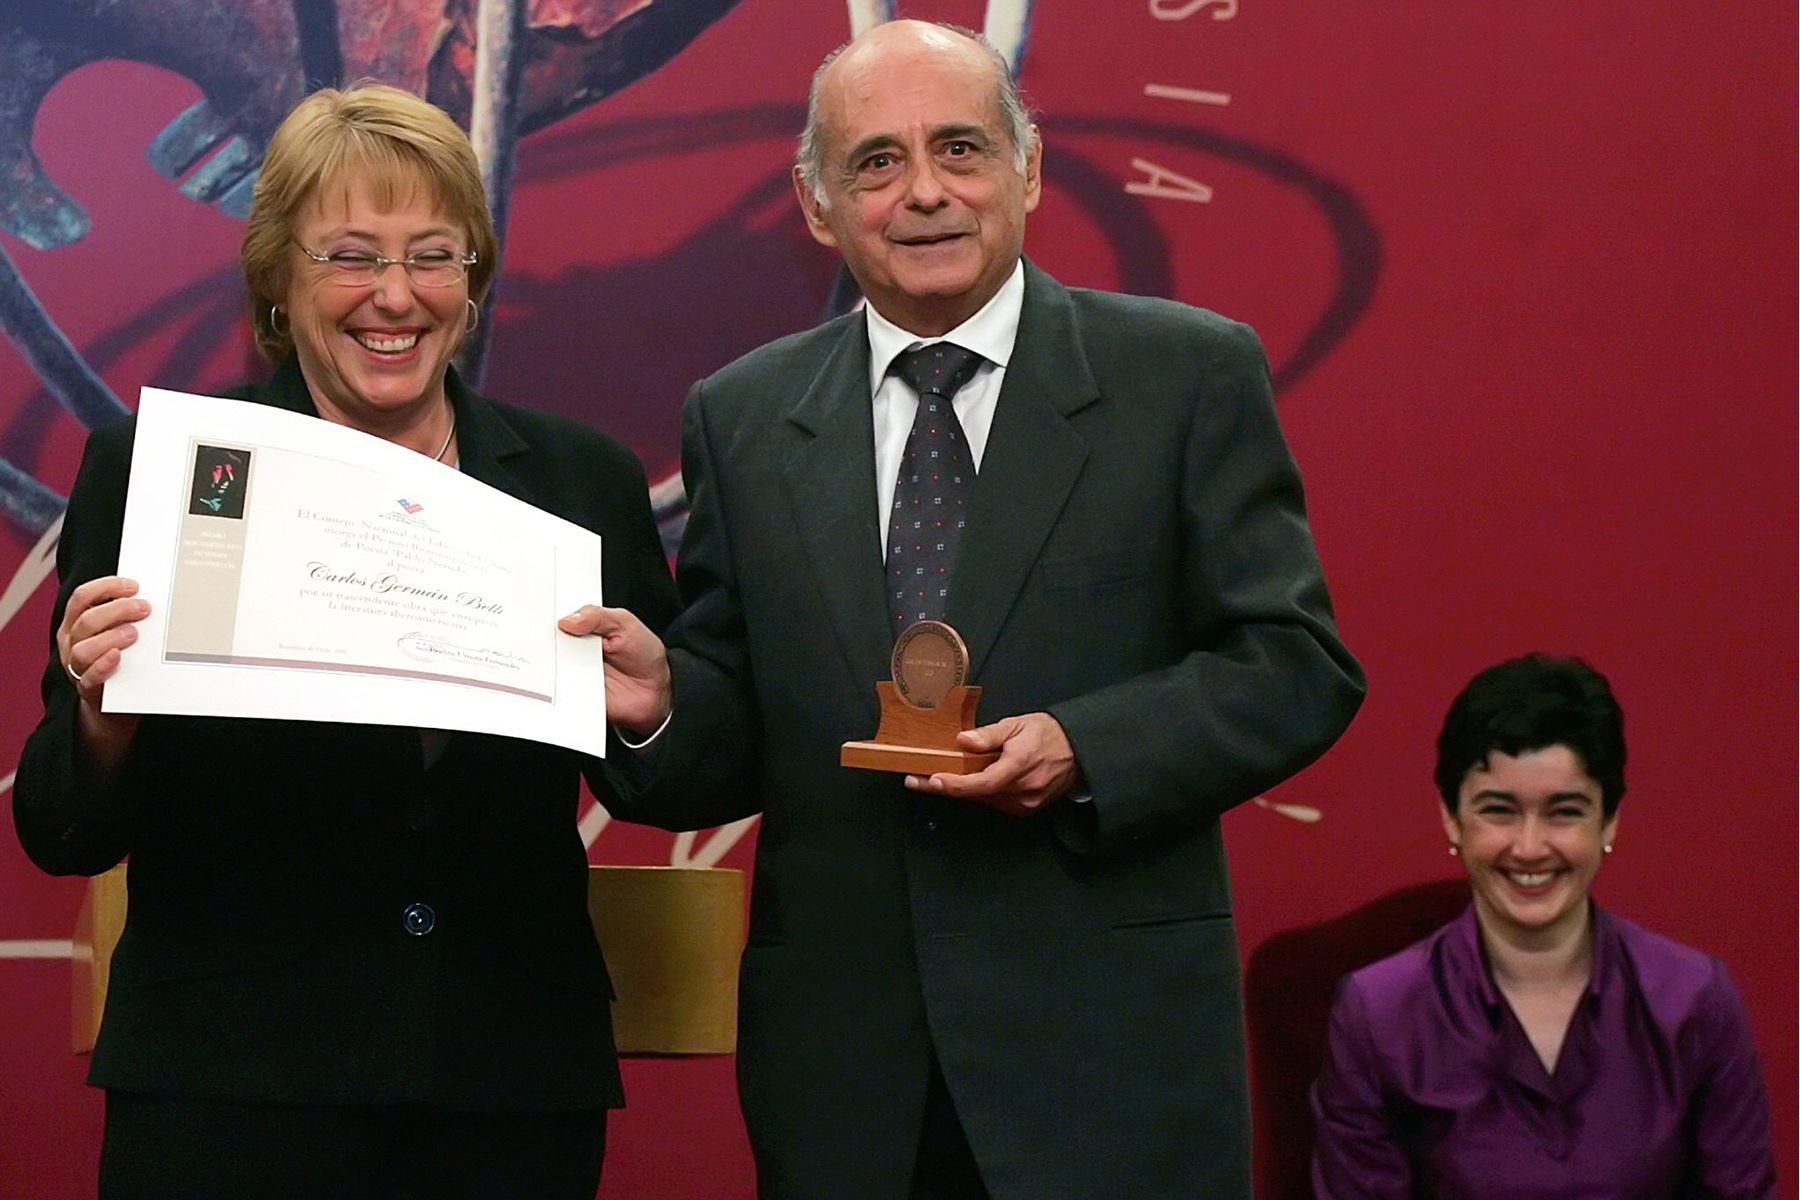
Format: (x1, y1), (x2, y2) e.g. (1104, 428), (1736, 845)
(616, 707), (673, 753)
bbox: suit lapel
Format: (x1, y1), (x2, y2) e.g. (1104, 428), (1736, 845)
(443, 369), (532, 502)
(950, 263), (1098, 678)
(781, 315), (892, 698)
(251, 357), (322, 417)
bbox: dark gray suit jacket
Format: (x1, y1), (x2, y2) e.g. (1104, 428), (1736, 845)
(622, 262), (1365, 1199)
(15, 359), (678, 1112)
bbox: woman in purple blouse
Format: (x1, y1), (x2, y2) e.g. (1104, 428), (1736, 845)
(1311, 655), (1776, 1199)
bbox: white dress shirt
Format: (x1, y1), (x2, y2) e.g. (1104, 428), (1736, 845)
(866, 260), (1026, 560)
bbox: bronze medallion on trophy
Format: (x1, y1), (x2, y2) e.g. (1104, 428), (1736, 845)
(841, 620), (1000, 775)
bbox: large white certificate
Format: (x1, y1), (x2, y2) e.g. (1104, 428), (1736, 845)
(105, 388), (608, 757)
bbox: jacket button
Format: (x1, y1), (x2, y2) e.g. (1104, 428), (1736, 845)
(402, 902), (437, 936)
(921, 818), (939, 834)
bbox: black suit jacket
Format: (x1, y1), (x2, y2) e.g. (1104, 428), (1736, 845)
(617, 263), (1366, 1199)
(14, 359), (678, 1111)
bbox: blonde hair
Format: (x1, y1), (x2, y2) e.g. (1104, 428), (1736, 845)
(242, 83), (498, 362)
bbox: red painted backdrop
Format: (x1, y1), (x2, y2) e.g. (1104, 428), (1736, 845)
(1, 2), (1792, 1195)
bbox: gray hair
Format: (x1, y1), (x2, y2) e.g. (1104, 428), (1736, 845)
(795, 23), (1036, 209)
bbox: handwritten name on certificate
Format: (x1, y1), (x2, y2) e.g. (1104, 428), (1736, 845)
(105, 388), (609, 757)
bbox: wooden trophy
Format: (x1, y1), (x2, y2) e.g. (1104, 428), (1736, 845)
(841, 621), (1000, 775)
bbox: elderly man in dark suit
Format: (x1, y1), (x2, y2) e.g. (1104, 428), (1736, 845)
(567, 19), (1364, 1200)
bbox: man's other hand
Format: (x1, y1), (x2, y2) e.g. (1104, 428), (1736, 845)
(559, 605), (673, 738)
(905, 712), (1080, 817)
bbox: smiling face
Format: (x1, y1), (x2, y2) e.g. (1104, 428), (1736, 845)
(1443, 745), (1619, 947)
(284, 174), (470, 438)
(796, 23), (1041, 336)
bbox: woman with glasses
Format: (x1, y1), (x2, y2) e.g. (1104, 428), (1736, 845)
(14, 83), (678, 1199)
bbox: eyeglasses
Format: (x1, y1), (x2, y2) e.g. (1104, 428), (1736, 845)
(295, 243), (477, 288)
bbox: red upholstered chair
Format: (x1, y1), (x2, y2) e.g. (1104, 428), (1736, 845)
(1246, 879), (1471, 1198)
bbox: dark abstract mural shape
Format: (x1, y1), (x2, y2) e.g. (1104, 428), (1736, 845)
(0, 0), (741, 535)
(0, 0), (741, 247)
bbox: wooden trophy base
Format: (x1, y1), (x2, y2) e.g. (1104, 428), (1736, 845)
(841, 682), (1000, 775)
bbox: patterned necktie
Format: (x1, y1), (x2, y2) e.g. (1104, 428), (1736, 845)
(887, 342), (985, 636)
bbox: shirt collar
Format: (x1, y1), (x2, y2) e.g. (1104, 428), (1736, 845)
(1448, 904), (1506, 1016)
(1584, 903), (1618, 1003)
(864, 259), (1026, 395)
(1452, 901), (1615, 1020)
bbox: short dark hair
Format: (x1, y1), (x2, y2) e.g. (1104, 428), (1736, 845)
(1434, 654), (1626, 816)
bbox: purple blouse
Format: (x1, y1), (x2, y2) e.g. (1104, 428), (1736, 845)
(1311, 904), (1776, 1199)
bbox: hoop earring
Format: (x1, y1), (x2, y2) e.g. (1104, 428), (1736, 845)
(465, 299), (480, 333)
(269, 305), (289, 337)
